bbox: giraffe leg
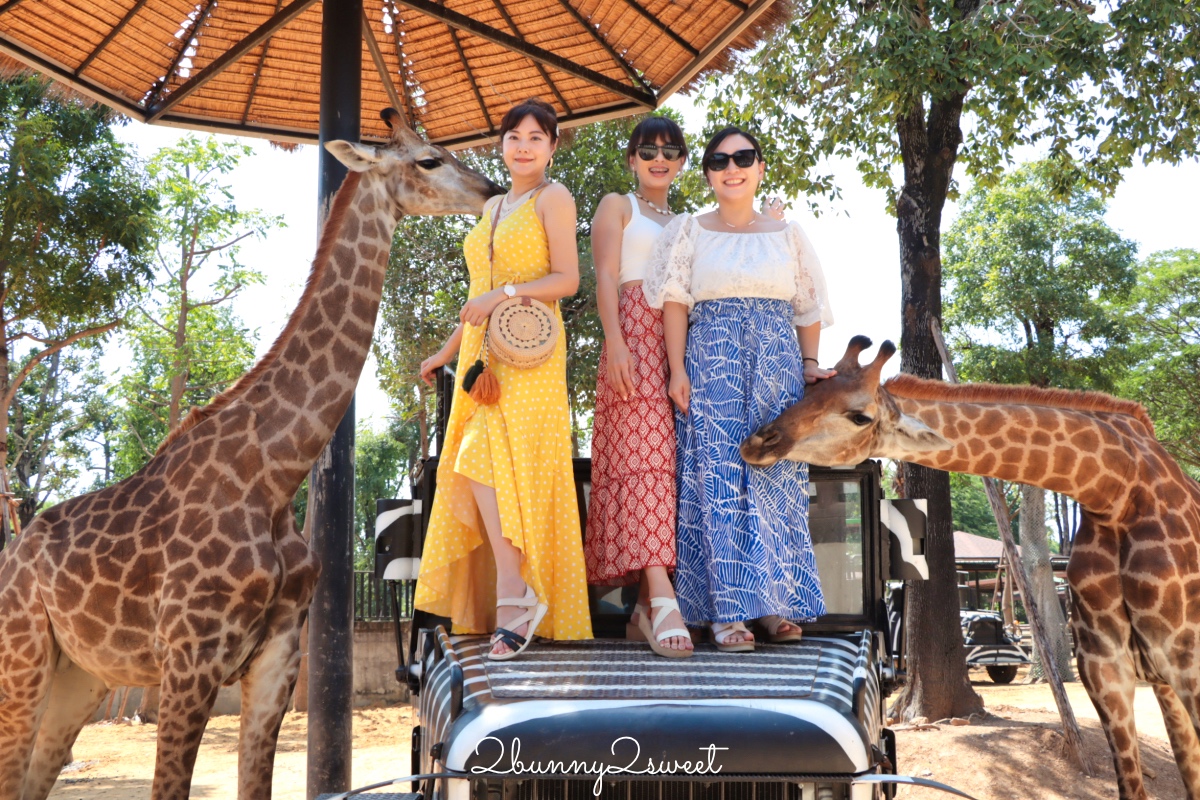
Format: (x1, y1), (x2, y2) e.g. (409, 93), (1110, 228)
(1077, 648), (1148, 800)
(150, 653), (224, 800)
(20, 657), (108, 800)
(0, 559), (56, 800)
(1152, 682), (1200, 799)
(237, 513), (319, 800)
(236, 620), (306, 799)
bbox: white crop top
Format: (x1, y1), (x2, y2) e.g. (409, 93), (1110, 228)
(642, 213), (835, 328)
(618, 194), (669, 285)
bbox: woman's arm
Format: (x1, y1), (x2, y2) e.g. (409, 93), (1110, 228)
(459, 184), (579, 325)
(592, 194), (635, 399)
(420, 323), (464, 386)
(797, 321), (836, 384)
(663, 301), (690, 413)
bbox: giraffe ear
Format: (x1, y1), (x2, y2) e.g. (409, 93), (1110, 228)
(324, 140), (382, 172)
(882, 412), (950, 454)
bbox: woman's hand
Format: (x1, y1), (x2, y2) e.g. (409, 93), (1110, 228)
(761, 196), (786, 221)
(803, 361), (837, 385)
(460, 288), (505, 327)
(606, 340), (636, 400)
(420, 348), (454, 387)
(668, 370), (691, 414)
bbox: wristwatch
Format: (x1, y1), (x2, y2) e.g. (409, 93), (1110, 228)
(503, 284), (517, 298)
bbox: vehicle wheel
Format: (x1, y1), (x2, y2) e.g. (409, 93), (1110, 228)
(987, 664), (1018, 684)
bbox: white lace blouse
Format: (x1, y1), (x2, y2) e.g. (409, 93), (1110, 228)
(642, 213), (835, 329)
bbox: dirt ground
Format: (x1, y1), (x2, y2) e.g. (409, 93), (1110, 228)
(48, 669), (1183, 800)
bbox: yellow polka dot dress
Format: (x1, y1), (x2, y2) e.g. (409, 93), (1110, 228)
(414, 191), (593, 640)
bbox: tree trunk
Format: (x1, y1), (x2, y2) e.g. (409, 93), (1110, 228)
(1020, 485), (1074, 682)
(889, 93), (983, 721)
(0, 325), (10, 549)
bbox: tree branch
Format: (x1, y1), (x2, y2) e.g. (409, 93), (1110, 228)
(186, 283), (241, 310)
(192, 230), (255, 257)
(1, 322), (119, 414)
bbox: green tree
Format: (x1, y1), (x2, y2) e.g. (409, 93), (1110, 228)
(1117, 249), (1200, 475)
(353, 424), (412, 570)
(704, 0), (1200, 719)
(0, 75), (157, 537)
(7, 346), (103, 524)
(944, 163), (1137, 391)
(112, 304), (258, 479)
(138, 136), (276, 431)
(950, 473), (999, 539)
(943, 163), (1136, 682)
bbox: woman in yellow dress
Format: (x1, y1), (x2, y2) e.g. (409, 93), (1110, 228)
(415, 98), (593, 659)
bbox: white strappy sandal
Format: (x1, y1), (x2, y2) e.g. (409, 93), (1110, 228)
(488, 584), (548, 661)
(626, 601), (648, 641)
(709, 620), (755, 653)
(636, 597), (694, 659)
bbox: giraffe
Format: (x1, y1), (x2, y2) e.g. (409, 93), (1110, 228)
(0, 109), (502, 800)
(740, 335), (1200, 800)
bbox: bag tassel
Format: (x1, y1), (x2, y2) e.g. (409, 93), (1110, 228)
(469, 366), (500, 405)
(463, 343), (500, 405)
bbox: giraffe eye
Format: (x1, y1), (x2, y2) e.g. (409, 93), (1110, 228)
(416, 158), (442, 170)
(850, 412), (873, 426)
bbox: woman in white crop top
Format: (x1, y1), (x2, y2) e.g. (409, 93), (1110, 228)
(584, 117), (694, 658)
(643, 126), (835, 653)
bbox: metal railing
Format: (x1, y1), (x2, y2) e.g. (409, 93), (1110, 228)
(354, 570), (416, 622)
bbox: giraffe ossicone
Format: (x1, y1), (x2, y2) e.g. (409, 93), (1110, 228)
(0, 109), (502, 800)
(743, 335), (1200, 800)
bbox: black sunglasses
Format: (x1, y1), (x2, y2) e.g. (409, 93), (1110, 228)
(705, 148), (760, 171)
(636, 144), (685, 162)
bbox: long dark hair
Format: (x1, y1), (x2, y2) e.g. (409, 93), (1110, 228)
(701, 126), (764, 171)
(626, 116), (688, 163)
(498, 98), (559, 143)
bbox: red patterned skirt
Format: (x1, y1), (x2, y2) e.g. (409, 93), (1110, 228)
(585, 286), (677, 586)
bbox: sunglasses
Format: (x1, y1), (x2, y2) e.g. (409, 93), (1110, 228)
(636, 144), (685, 162)
(705, 149), (760, 171)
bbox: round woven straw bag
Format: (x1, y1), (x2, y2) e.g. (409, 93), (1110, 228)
(487, 296), (559, 368)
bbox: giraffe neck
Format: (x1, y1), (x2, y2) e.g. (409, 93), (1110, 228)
(886, 392), (1139, 517)
(242, 170), (398, 497)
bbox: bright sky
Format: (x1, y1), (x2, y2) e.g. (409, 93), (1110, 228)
(113, 95), (1200, 434)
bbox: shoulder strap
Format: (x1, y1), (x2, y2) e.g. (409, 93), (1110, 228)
(627, 192), (642, 221)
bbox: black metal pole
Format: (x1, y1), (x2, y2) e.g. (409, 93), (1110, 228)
(308, 0), (361, 796)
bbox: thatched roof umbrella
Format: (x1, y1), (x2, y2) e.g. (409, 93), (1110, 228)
(0, 2), (785, 795)
(0, 0), (784, 147)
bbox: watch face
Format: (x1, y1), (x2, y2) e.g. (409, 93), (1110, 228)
(504, 285), (516, 297)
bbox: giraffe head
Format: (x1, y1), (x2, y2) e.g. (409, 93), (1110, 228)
(325, 108), (503, 217)
(741, 335), (951, 468)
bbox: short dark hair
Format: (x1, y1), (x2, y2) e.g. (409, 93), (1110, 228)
(701, 126), (764, 171)
(626, 116), (688, 162)
(498, 98), (559, 143)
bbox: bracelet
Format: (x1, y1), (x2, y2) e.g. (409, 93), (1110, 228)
(802, 357), (819, 365)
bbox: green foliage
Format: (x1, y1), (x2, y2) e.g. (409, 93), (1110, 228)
(0, 75), (157, 336)
(353, 424), (413, 570)
(7, 347), (104, 521)
(375, 112), (707, 455)
(943, 162), (1137, 390)
(106, 135), (277, 479)
(110, 304), (258, 479)
(950, 473), (999, 539)
(702, 1), (1200, 208)
(1115, 249), (1200, 472)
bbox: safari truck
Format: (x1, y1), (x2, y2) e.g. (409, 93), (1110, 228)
(359, 369), (975, 800)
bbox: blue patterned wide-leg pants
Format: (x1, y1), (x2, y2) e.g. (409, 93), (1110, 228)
(674, 298), (826, 625)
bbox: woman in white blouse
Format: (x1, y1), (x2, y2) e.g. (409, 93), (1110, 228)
(642, 126), (836, 652)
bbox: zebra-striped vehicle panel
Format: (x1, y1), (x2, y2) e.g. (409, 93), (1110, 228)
(417, 629), (885, 779)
